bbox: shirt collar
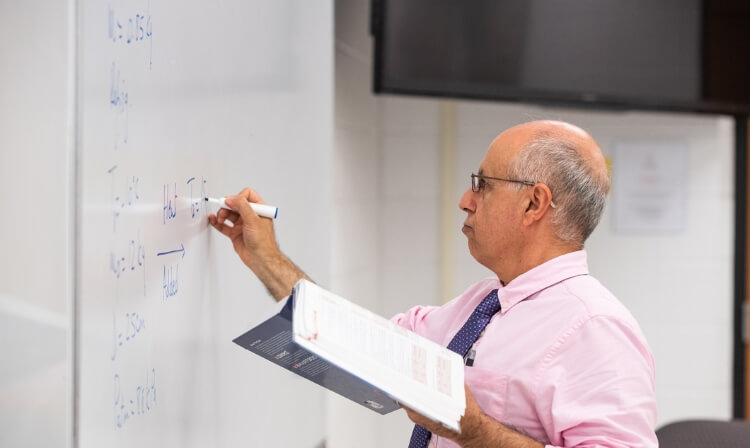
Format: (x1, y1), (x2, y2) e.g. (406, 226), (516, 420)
(495, 250), (590, 313)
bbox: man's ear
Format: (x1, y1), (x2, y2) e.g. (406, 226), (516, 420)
(523, 184), (555, 225)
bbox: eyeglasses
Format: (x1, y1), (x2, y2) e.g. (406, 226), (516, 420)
(470, 173), (556, 208)
(471, 173), (534, 192)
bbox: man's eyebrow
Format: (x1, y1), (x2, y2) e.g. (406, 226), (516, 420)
(477, 168), (484, 175)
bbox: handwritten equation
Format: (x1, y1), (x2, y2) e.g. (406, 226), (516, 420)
(108, 165), (140, 231)
(108, 6), (153, 69)
(187, 177), (207, 218)
(108, 230), (146, 287)
(111, 311), (146, 361)
(113, 369), (157, 429)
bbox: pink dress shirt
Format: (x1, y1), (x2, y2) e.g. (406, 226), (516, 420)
(392, 251), (657, 448)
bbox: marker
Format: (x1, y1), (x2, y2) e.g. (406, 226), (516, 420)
(204, 197), (278, 219)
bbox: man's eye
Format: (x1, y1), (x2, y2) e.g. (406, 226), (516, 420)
(478, 178), (486, 190)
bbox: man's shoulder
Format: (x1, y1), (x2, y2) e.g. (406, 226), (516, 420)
(545, 274), (643, 333)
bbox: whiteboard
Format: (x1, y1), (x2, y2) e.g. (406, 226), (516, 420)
(78, 1), (332, 447)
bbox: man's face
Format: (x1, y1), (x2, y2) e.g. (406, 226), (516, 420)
(458, 130), (527, 273)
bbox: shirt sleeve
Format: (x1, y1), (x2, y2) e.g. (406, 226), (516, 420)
(390, 305), (439, 333)
(534, 315), (658, 448)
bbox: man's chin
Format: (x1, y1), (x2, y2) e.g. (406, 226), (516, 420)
(466, 239), (477, 257)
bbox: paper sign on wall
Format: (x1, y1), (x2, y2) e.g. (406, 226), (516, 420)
(611, 141), (689, 233)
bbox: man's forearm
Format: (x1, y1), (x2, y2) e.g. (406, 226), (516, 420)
(405, 391), (544, 448)
(248, 250), (312, 301)
(458, 415), (544, 448)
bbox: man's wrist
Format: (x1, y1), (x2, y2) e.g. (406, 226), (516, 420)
(249, 250), (309, 301)
(456, 413), (544, 448)
(456, 410), (491, 448)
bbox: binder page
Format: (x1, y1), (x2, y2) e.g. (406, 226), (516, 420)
(292, 280), (465, 431)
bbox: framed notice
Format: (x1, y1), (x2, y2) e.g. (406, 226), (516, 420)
(611, 141), (689, 233)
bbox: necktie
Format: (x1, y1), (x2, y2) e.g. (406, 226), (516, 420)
(408, 289), (501, 448)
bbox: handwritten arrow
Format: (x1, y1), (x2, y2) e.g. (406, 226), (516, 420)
(157, 243), (185, 259)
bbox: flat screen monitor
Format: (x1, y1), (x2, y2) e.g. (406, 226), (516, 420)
(372, 0), (750, 114)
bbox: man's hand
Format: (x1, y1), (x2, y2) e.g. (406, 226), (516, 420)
(208, 188), (279, 271)
(403, 384), (543, 448)
(208, 188), (310, 300)
(402, 384), (486, 446)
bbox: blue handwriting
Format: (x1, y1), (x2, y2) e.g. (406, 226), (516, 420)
(187, 177), (208, 219)
(108, 166), (141, 231)
(162, 263), (179, 301)
(156, 243), (185, 258)
(108, 7), (153, 68)
(109, 231), (146, 294)
(109, 62), (129, 149)
(111, 311), (146, 361)
(114, 368), (157, 429)
(162, 183), (177, 223)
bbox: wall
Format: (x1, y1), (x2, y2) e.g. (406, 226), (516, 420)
(332, 0), (735, 446)
(0, 1), (71, 446)
(329, 0), (385, 445)
(333, 2), (458, 446)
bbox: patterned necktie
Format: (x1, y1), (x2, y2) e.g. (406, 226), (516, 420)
(408, 289), (501, 448)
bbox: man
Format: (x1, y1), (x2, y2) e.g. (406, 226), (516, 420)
(209, 120), (658, 447)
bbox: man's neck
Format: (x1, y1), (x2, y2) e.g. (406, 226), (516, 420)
(496, 242), (581, 285)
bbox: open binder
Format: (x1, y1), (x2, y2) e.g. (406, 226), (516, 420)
(233, 279), (465, 431)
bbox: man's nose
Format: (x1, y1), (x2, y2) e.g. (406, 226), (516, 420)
(458, 188), (476, 213)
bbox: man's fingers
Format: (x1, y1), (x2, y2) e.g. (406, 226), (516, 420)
(216, 207), (239, 225)
(209, 215), (236, 238)
(209, 187), (271, 245)
(226, 193), (261, 224)
(236, 187), (266, 205)
(402, 405), (431, 426)
(219, 188), (269, 224)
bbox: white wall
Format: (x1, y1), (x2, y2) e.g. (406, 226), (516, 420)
(329, 1), (386, 445)
(332, 0), (735, 446)
(331, 0), (460, 442)
(0, 1), (70, 447)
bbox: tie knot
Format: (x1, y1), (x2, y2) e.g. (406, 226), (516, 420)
(477, 289), (501, 317)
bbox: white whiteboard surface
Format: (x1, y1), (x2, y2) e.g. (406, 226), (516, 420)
(78, 1), (332, 447)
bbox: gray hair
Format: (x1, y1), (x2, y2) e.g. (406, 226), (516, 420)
(507, 134), (610, 244)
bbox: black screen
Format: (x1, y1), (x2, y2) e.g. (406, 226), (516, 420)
(373, 0), (750, 114)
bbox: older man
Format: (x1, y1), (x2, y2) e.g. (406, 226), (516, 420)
(209, 120), (658, 448)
